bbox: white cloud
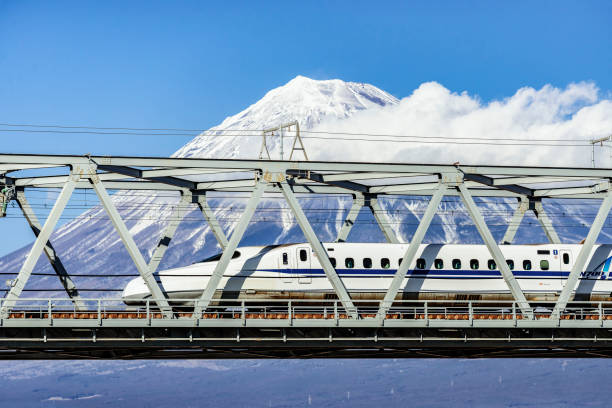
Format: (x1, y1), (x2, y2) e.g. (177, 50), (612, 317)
(308, 81), (612, 167)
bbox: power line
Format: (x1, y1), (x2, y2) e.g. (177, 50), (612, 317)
(0, 122), (598, 147)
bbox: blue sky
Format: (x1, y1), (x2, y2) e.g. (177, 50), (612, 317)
(1, 1), (611, 156)
(0, 0), (611, 253)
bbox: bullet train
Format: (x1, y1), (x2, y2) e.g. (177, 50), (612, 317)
(121, 243), (612, 305)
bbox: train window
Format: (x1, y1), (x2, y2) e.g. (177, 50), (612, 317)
(330, 257), (336, 268)
(282, 252), (288, 265)
(434, 259), (444, 269)
(506, 259), (514, 270)
(345, 258), (355, 268)
(540, 260), (550, 270)
(381, 258), (390, 269)
(299, 249), (308, 262)
(563, 253), (570, 264)
(470, 259), (479, 270)
(363, 258), (372, 268)
(416, 258), (426, 269)
(523, 260), (532, 270)
(488, 259), (496, 270)
(452, 259), (461, 269)
(198, 251), (241, 263)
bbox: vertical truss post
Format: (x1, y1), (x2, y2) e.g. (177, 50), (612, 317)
(457, 183), (533, 318)
(147, 191), (192, 275)
(0, 173), (78, 317)
(378, 184), (447, 316)
(15, 189), (86, 310)
(552, 192), (612, 317)
(280, 179), (358, 319)
(89, 172), (173, 318)
(502, 197), (529, 244)
(335, 194), (365, 242)
(366, 194), (400, 244)
(193, 191), (229, 250)
(533, 199), (561, 244)
(194, 180), (267, 315)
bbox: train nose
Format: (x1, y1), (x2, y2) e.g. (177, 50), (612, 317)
(121, 277), (151, 304)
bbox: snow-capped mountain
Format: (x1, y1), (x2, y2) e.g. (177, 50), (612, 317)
(174, 75), (399, 159)
(0, 76), (604, 295)
(0, 76), (401, 293)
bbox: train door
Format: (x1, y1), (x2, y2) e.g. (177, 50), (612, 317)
(280, 249), (295, 283)
(297, 246), (312, 284)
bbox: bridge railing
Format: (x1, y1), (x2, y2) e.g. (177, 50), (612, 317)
(2, 298), (612, 323)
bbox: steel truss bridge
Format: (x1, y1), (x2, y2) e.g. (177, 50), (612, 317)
(2, 153), (612, 358)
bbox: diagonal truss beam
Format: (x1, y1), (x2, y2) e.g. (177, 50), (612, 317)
(89, 174), (173, 318)
(379, 184), (447, 315)
(552, 192), (612, 317)
(280, 179), (358, 318)
(335, 194), (365, 242)
(366, 194), (400, 244)
(193, 191), (228, 250)
(146, 191), (192, 276)
(502, 197), (561, 244)
(458, 184), (533, 318)
(15, 189), (85, 310)
(194, 180), (267, 315)
(1, 174), (78, 317)
(502, 197), (529, 244)
(533, 200), (561, 244)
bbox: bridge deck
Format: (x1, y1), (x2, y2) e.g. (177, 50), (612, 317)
(2, 300), (612, 359)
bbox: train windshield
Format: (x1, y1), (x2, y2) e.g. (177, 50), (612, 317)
(196, 251), (241, 264)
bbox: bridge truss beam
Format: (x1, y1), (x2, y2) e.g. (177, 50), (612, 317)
(89, 172), (174, 318)
(502, 197), (561, 244)
(457, 183), (533, 318)
(280, 179), (358, 318)
(379, 183), (447, 315)
(194, 180), (267, 315)
(335, 194), (364, 242)
(0, 171), (78, 317)
(552, 192), (612, 317)
(14, 188), (85, 310)
(193, 191), (229, 250)
(2, 153), (612, 323)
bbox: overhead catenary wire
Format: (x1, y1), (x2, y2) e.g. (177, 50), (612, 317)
(0, 122), (599, 147)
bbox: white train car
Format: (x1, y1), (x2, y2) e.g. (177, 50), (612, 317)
(122, 243), (612, 305)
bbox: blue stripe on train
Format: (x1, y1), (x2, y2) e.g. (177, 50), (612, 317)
(258, 268), (571, 278)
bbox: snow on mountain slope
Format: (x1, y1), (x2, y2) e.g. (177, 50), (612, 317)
(0, 76), (609, 296)
(174, 75), (398, 159)
(0, 76), (401, 293)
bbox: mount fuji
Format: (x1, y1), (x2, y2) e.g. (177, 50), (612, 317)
(0, 76), (603, 296)
(0, 76), (610, 405)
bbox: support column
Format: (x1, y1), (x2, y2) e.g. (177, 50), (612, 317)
(552, 192), (612, 317)
(335, 194), (365, 242)
(502, 197), (529, 244)
(1, 174), (77, 317)
(366, 194), (400, 244)
(89, 175), (173, 318)
(194, 180), (267, 315)
(194, 192), (228, 250)
(15, 189), (86, 310)
(280, 180), (358, 318)
(379, 184), (447, 315)
(458, 184), (533, 318)
(147, 191), (192, 275)
(533, 200), (561, 244)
